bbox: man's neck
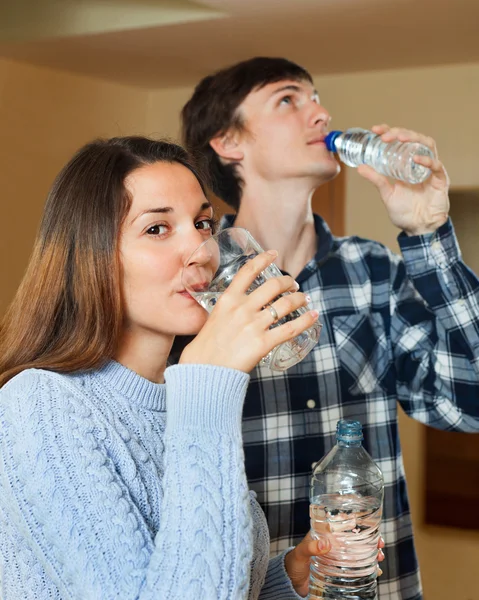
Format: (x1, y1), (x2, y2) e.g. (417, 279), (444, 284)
(234, 178), (317, 279)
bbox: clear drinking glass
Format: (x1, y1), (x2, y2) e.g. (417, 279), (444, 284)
(182, 227), (322, 371)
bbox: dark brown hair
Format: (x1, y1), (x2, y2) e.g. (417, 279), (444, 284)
(181, 57), (313, 210)
(0, 137), (205, 387)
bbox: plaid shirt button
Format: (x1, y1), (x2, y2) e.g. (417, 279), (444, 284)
(306, 399), (316, 409)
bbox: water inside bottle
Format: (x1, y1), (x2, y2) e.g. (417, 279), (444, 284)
(309, 493), (382, 600)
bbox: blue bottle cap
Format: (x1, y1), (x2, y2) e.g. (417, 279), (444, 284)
(324, 130), (343, 152)
(336, 419), (363, 442)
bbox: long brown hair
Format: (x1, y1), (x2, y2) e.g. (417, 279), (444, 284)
(0, 137), (205, 387)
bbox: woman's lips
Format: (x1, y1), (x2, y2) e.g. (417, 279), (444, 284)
(178, 282), (211, 298)
(189, 282), (211, 293)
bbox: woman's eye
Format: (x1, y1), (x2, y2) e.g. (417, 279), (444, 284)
(146, 224), (168, 236)
(196, 218), (216, 232)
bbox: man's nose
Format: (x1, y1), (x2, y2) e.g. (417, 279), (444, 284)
(310, 103), (331, 128)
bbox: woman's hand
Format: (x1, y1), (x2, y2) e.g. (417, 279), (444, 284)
(284, 532), (385, 597)
(284, 532), (330, 597)
(180, 250), (319, 373)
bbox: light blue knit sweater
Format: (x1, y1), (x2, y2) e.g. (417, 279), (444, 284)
(0, 361), (302, 600)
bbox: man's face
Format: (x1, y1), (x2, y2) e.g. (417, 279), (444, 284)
(235, 78), (340, 185)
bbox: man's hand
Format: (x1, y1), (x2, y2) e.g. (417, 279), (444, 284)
(357, 124), (450, 236)
(284, 532), (385, 597)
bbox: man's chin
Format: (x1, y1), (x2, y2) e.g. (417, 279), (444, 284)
(316, 159), (341, 182)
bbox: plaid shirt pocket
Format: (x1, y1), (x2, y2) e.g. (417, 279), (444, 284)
(392, 319), (434, 393)
(332, 312), (392, 395)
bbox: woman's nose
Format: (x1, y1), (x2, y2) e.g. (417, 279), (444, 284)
(184, 232), (214, 267)
(181, 233), (219, 292)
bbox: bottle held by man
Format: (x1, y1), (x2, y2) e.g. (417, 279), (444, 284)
(325, 128), (433, 184)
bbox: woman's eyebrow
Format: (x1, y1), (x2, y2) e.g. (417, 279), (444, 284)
(131, 206), (173, 224)
(132, 202), (212, 224)
(197, 201), (213, 213)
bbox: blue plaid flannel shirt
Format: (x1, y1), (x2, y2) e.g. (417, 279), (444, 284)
(222, 213), (479, 600)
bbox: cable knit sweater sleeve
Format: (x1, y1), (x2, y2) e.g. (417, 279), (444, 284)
(0, 364), (258, 599)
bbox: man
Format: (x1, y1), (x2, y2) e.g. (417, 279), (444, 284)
(181, 57), (479, 599)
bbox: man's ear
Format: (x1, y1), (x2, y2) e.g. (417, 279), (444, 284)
(209, 130), (244, 162)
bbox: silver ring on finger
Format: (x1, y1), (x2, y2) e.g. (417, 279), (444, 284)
(268, 304), (279, 325)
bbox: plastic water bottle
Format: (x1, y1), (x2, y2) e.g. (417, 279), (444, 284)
(309, 420), (384, 600)
(325, 128), (434, 184)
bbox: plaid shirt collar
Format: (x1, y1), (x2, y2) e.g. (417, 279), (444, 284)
(220, 213), (334, 283)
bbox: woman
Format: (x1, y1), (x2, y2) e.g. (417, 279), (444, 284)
(0, 137), (326, 599)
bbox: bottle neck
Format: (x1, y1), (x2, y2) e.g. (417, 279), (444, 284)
(337, 439), (362, 448)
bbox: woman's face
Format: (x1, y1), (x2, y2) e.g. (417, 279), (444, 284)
(119, 160), (215, 342)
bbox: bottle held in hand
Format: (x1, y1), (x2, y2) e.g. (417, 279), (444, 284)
(325, 128), (433, 184)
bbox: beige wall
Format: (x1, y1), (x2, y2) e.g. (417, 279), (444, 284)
(147, 63), (479, 600)
(146, 86), (192, 139)
(1, 57), (478, 599)
(0, 58), (149, 315)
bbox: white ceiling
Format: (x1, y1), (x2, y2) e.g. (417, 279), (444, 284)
(0, 0), (478, 88)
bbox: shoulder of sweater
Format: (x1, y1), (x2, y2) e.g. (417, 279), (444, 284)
(1, 368), (83, 398)
(0, 369), (113, 466)
(0, 368), (94, 424)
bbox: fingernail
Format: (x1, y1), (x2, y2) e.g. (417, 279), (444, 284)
(377, 568), (383, 577)
(294, 281), (300, 290)
(267, 249), (278, 257)
(317, 538), (328, 553)
(305, 294), (311, 303)
(310, 310), (319, 319)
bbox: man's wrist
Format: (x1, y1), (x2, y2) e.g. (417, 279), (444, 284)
(402, 213), (449, 237)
